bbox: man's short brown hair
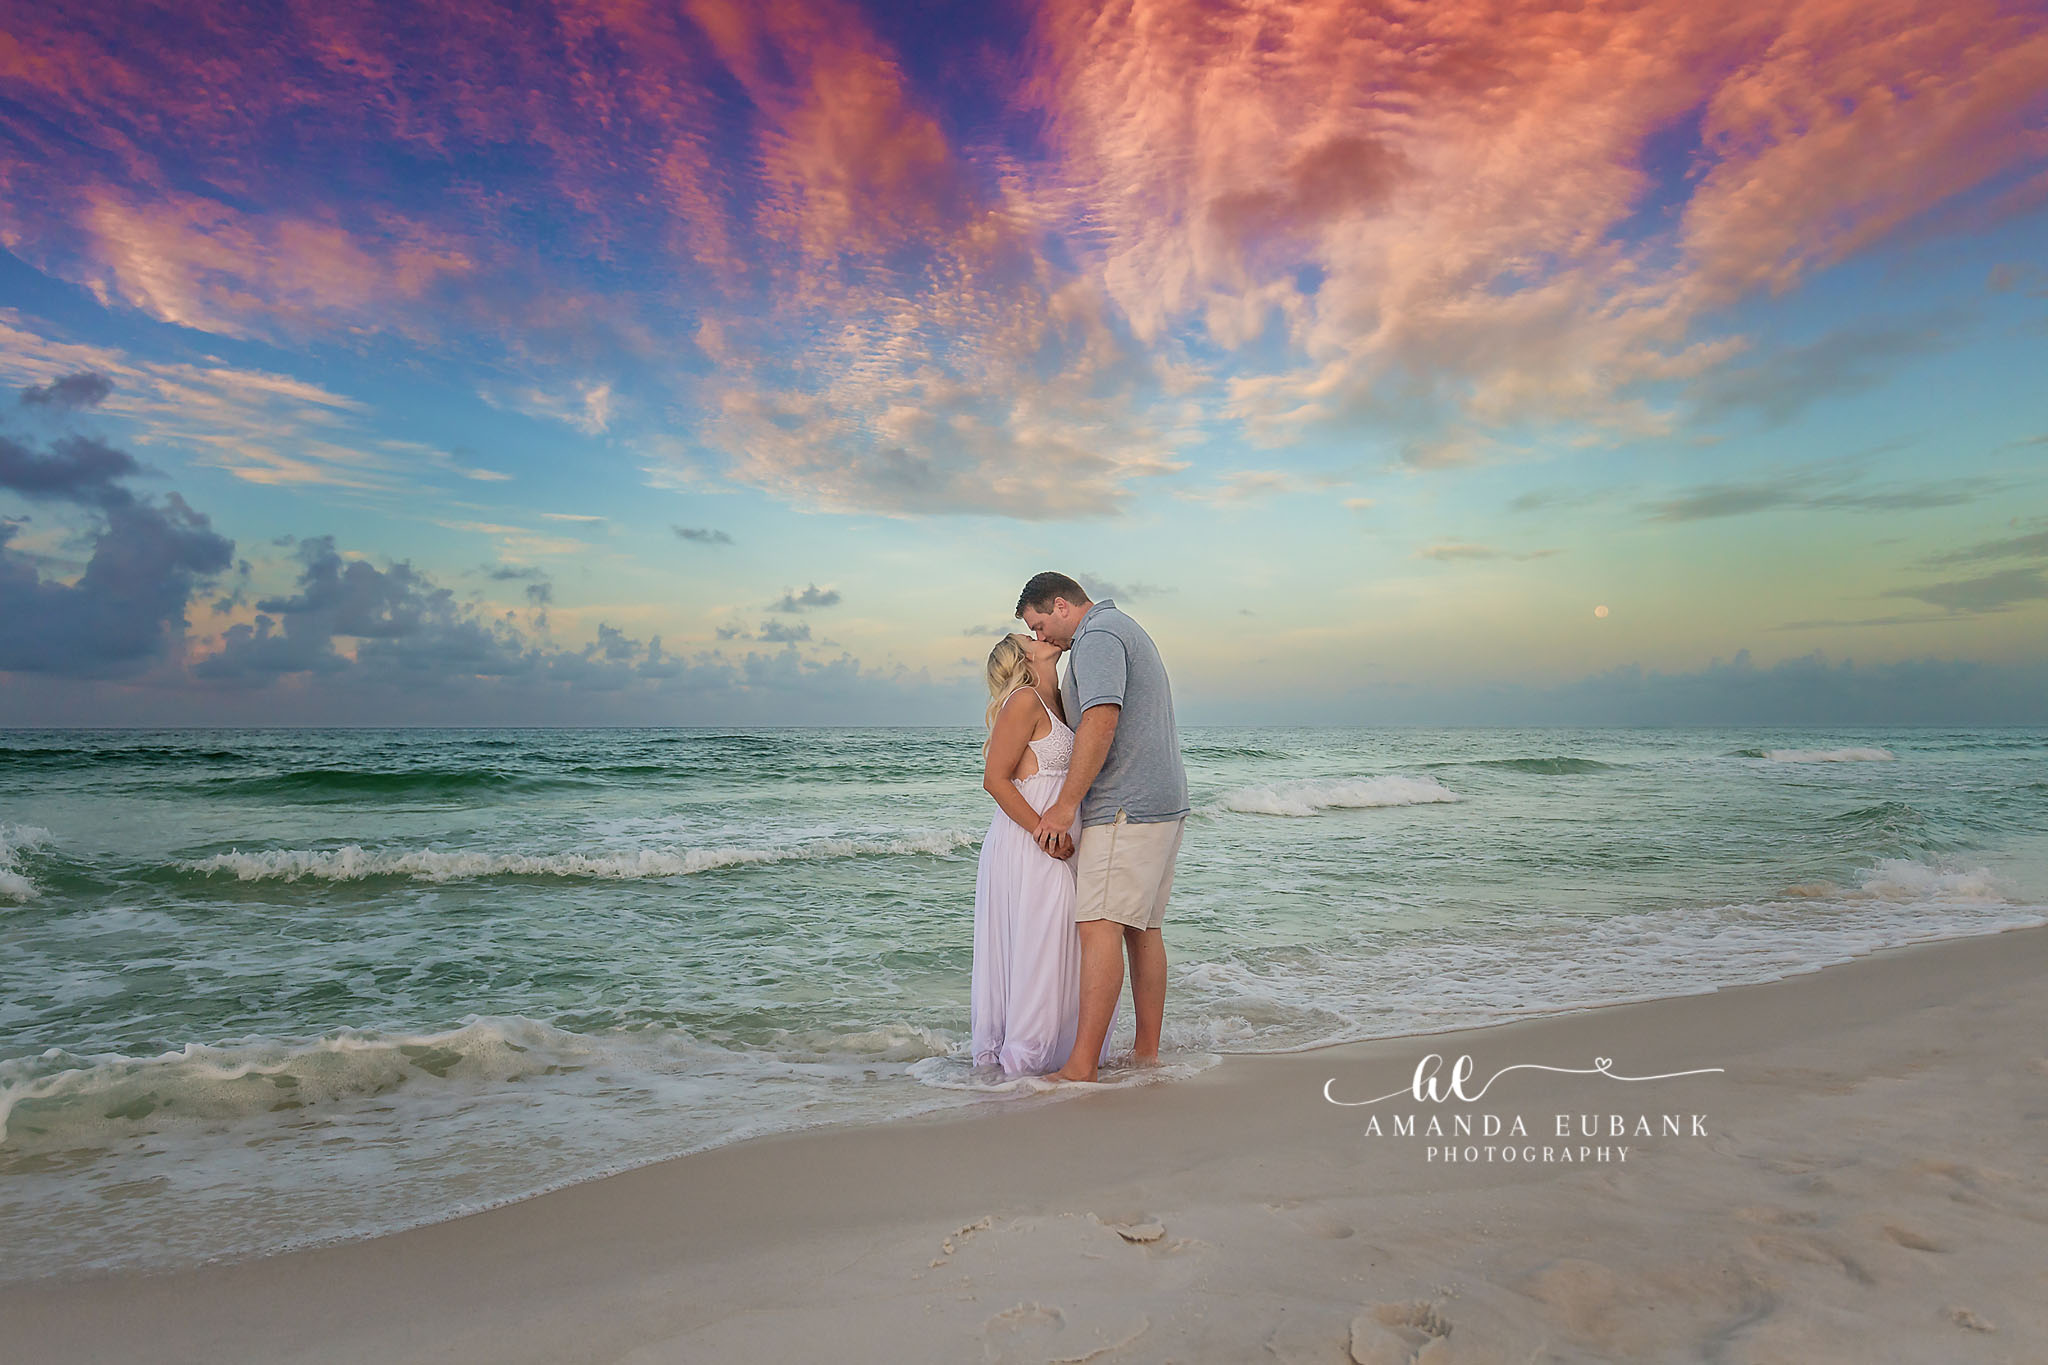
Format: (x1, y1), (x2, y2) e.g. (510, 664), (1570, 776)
(1016, 571), (1089, 618)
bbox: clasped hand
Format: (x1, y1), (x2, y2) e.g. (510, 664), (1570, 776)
(1032, 805), (1077, 860)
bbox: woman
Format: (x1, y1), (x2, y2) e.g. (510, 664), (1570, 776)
(970, 633), (1111, 1076)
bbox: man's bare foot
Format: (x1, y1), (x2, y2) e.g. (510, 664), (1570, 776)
(1053, 1064), (1098, 1083)
(1131, 1051), (1161, 1068)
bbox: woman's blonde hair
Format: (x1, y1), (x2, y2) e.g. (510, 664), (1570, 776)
(982, 633), (1035, 753)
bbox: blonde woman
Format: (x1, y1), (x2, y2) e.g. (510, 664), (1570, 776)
(971, 634), (1111, 1076)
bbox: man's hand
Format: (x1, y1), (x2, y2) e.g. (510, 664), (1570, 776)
(1034, 800), (1078, 856)
(1036, 827), (1074, 858)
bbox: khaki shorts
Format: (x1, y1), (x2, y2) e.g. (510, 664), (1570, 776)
(1073, 810), (1185, 931)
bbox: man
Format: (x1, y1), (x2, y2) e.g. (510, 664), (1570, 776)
(1015, 571), (1189, 1083)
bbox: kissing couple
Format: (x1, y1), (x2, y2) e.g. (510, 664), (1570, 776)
(969, 572), (1189, 1083)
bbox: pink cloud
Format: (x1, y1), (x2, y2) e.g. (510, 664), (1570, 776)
(70, 188), (474, 339)
(1, 0), (2041, 514)
(1683, 0), (2048, 298)
(1023, 0), (2046, 455)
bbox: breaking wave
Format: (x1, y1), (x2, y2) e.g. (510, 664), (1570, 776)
(1219, 775), (1463, 817)
(0, 1016), (587, 1148)
(177, 831), (978, 883)
(0, 824), (53, 902)
(0, 1013), (995, 1155)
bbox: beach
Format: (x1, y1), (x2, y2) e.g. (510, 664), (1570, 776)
(8, 727), (2046, 1283)
(7, 0), (2048, 1354)
(8, 921), (2043, 1363)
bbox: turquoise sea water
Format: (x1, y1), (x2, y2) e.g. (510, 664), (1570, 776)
(3, 726), (2045, 1281)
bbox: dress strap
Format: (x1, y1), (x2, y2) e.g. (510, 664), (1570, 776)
(1004, 684), (1049, 719)
(1007, 687), (1064, 746)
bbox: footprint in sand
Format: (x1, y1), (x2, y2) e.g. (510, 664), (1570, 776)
(1348, 1299), (1453, 1365)
(1263, 1198), (1357, 1240)
(1734, 1205), (1819, 1227)
(1878, 1223), (1947, 1253)
(1907, 1159), (2022, 1215)
(1745, 1231), (1877, 1287)
(1516, 1259), (1630, 1344)
(981, 1303), (1153, 1365)
(981, 1302), (1065, 1363)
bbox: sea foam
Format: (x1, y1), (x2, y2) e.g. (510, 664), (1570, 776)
(178, 830), (977, 883)
(1220, 775), (1463, 817)
(0, 1013), (965, 1151)
(0, 824), (53, 902)
(0, 1015), (590, 1147)
(1163, 857), (2045, 1056)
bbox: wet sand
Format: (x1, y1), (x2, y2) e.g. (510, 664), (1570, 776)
(7, 923), (2045, 1363)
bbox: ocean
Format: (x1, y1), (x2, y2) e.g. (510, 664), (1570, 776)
(3, 725), (2045, 1282)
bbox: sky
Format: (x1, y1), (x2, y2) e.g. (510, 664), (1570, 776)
(1, 0), (2045, 727)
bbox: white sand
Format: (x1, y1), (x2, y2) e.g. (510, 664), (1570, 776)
(7, 924), (2045, 1363)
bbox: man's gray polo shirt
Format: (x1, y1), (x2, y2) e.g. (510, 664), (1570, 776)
(1057, 598), (1189, 828)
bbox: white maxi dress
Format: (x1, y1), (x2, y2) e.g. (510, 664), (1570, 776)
(970, 688), (1114, 1076)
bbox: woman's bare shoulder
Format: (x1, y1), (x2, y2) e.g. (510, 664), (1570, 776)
(991, 689), (1037, 731)
(999, 688), (1042, 718)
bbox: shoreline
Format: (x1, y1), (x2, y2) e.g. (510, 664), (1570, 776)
(7, 921), (2046, 1362)
(11, 913), (2041, 1287)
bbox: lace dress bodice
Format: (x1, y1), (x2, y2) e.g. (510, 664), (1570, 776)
(1007, 687), (1072, 779)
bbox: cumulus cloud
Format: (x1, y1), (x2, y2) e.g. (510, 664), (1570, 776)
(0, 428), (232, 676)
(187, 535), (909, 717)
(155, 536), (957, 721)
(772, 583), (841, 612)
(20, 370), (114, 409)
(196, 536), (516, 682)
(0, 431), (153, 507)
(1076, 574), (1173, 603)
(674, 525), (734, 545)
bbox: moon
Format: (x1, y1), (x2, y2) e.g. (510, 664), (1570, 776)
(1593, 604), (1610, 619)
